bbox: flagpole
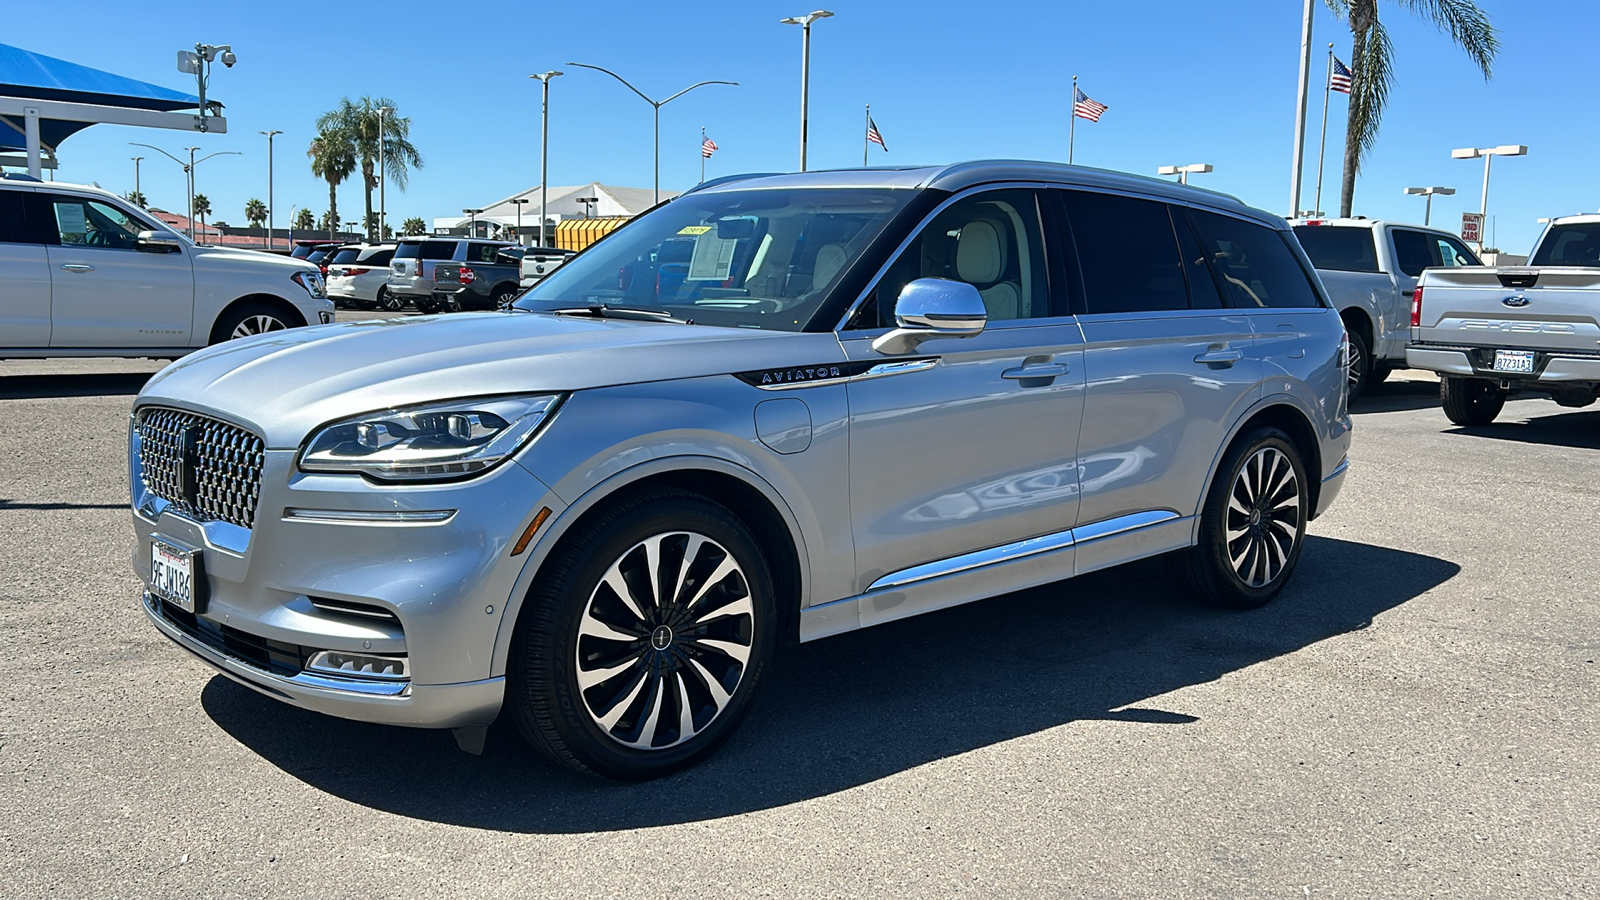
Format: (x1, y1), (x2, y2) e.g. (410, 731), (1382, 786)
(1313, 44), (1334, 216)
(1068, 75), (1077, 165)
(1290, 0), (1315, 216)
(701, 126), (706, 183)
(864, 104), (870, 167)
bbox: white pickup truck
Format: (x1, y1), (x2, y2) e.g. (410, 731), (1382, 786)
(1291, 218), (1482, 399)
(1, 176), (333, 359)
(1406, 214), (1600, 425)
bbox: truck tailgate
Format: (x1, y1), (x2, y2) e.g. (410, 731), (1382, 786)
(1416, 267), (1600, 355)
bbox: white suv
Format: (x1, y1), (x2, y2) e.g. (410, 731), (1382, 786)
(0, 175), (333, 359)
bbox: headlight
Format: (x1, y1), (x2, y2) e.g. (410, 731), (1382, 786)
(293, 270), (327, 299)
(299, 394), (562, 481)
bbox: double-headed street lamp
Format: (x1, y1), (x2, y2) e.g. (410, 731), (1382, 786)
(1403, 186), (1454, 227)
(260, 129), (282, 250)
(130, 142), (240, 241)
(567, 62), (737, 206)
(529, 71), (563, 248)
(1158, 163), (1213, 185)
(1452, 144), (1527, 251)
(780, 10), (833, 172)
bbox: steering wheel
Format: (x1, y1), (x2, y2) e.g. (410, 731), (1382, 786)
(85, 228), (109, 247)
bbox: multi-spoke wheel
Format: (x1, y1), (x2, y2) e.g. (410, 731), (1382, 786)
(1174, 426), (1309, 609)
(508, 491), (775, 780)
(210, 303), (300, 345)
(1345, 329), (1371, 402)
(377, 287), (405, 313)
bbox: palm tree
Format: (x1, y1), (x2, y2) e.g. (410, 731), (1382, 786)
(292, 208), (315, 231)
(1326, 0), (1497, 217)
(319, 97), (424, 241)
(308, 126), (357, 240)
(126, 190), (147, 207)
(401, 216), (427, 236)
(245, 198), (268, 229)
(192, 194), (212, 240)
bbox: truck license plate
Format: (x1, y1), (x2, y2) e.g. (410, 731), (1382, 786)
(1492, 350), (1535, 374)
(150, 539), (201, 613)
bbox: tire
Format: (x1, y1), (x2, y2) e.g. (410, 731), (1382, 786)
(1173, 427), (1309, 610)
(1345, 329), (1371, 402)
(1365, 364), (1392, 387)
(492, 286), (519, 310)
(1440, 376), (1506, 426)
(210, 302), (296, 344)
(377, 287), (405, 313)
(507, 490), (776, 780)
(415, 297), (437, 315)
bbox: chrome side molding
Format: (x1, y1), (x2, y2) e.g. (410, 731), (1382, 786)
(283, 508), (457, 525)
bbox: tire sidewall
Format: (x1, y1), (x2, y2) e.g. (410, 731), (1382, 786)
(513, 495), (776, 780)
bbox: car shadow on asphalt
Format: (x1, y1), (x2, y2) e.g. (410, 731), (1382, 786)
(1447, 408), (1600, 450)
(1351, 379), (1441, 414)
(0, 373), (154, 399)
(201, 535), (1457, 833)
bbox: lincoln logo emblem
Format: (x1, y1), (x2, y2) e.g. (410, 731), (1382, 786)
(177, 426), (202, 504)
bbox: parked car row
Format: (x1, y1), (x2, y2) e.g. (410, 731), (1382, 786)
(317, 237), (577, 315)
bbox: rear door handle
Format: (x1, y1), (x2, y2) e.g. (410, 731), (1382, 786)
(60, 263), (94, 273)
(1001, 362), (1070, 382)
(1194, 346), (1244, 367)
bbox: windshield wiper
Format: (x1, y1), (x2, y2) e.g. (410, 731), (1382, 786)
(550, 303), (694, 324)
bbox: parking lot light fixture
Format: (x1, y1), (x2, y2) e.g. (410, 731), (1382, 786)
(779, 10), (833, 172)
(1157, 163), (1213, 185)
(130, 156), (143, 205)
(463, 208), (483, 238)
(511, 198), (530, 242)
(566, 62), (738, 206)
(528, 71), (563, 248)
(1452, 144), (1527, 252)
(260, 130), (282, 250)
(1403, 186), (1455, 226)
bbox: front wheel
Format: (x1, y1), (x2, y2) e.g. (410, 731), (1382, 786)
(1440, 376), (1506, 426)
(507, 491), (776, 780)
(493, 286), (519, 310)
(211, 303), (294, 344)
(1173, 427), (1309, 610)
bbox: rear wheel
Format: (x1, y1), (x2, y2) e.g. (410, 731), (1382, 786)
(507, 491), (776, 780)
(1174, 427), (1308, 610)
(1440, 376), (1506, 426)
(377, 287), (405, 313)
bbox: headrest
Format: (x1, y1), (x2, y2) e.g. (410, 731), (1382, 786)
(813, 243), (847, 288)
(956, 220), (1005, 284)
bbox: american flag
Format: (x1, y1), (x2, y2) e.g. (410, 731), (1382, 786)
(701, 136), (718, 158)
(1330, 57), (1353, 94)
(1073, 87), (1108, 122)
(866, 115), (887, 151)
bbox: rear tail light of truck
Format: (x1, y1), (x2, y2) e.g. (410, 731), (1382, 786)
(1410, 287), (1423, 326)
(458, 266), (476, 284)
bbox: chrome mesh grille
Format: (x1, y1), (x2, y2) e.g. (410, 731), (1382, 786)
(136, 407), (266, 529)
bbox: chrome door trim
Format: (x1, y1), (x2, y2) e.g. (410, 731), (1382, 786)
(852, 358), (939, 382)
(864, 509), (1182, 592)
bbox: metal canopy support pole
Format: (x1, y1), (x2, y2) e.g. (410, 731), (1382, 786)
(24, 106), (41, 178)
(1289, 0), (1315, 216)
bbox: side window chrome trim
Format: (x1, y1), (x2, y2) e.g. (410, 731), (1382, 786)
(833, 180), (1059, 333)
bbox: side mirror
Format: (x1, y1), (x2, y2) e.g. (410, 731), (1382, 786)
(136, 230), (182, 254)
(871, 277), (987, 354)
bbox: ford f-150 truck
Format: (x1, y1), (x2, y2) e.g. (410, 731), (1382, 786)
(1292, 218), (1481, 399)
(1406, 214), (1600, 425)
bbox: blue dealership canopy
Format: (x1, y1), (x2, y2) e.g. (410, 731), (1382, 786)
(0, 43), (200, 153)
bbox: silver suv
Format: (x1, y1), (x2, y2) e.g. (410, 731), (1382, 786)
(129, 162), (1351, 780)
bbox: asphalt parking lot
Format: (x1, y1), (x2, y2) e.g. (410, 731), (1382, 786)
(1, 345), (1595, 898)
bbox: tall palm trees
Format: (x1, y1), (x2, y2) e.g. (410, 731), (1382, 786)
(315, 97), (423, 242)
(308, 128), (356, 240)
(245, 198), (267, 229)
(1325, 0), (1498, 217)
(192, 194), (212, 238)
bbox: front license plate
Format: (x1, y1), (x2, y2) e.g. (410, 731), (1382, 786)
(1492, 350), (1535, 374)
(150, 539), (203, 614)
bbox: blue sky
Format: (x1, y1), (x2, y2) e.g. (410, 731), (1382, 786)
(9, 0), (1593, 254)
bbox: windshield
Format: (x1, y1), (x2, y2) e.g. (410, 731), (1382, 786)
(1531, 223), (1600, 267)
(1292, 226), (1379, 273)
(513, 187), (916, 331)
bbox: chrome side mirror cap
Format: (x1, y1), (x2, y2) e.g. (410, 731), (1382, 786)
(872, 277), (987, 355)
(136, 230), (183, 254)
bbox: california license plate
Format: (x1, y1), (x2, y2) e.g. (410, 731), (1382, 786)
(150, 539), (203, 613)
(1492, 349), (1535, 374)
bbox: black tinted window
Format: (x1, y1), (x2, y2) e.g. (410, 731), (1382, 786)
(1062, 190), (1186, 314)
(1531, 223), (1600, 267)
(1391, 229), (1437, 277)
(1292, 225), (1379, 272)
(362, 248), (394, 266)
(329, 248), (363, 264)
(420, 241), (457, 261)
(1191, 210), (1322, 309)
(0, 190), (26, 243)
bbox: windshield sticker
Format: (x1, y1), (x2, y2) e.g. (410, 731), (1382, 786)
(676, 225), (712, 235)
(688, 235), (738, 281)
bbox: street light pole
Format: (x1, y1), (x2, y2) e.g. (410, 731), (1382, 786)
(1452, 144), (1527, 252)
(377, 106), (391, 241)
(1403, 186), (1455, 227)
(512, 198), (530, 242)
(567, 62), (738, 205)
(529, 71), (563, 248)
(1158, 163), (1214, 185)
(130, 156), (142, 205)
(260, 130), (281, 251)
(780, 10), (834, 172)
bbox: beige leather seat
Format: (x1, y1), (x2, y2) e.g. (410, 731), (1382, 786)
(955, 220), (1021, 320)
(812, 243), (848, 291)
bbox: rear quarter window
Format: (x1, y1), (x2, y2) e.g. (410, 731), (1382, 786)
(361, 248), (395, 265)
(420, 241), (458, 261)
(1193, 210), (1323, 309)
(1291, 225), (1379, 273)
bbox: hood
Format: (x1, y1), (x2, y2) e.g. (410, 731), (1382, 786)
(136, 313), (844, 447)
(192, 244), (317, 273)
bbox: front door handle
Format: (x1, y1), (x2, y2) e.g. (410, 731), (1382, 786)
(60, 263), (95, 273)
(1001, 362), (1069, 383)
(1194, 346), (1244, 367)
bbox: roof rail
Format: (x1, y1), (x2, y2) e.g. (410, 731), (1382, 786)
(681, 172), (784, 195)
(0, 172), (44, 182)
